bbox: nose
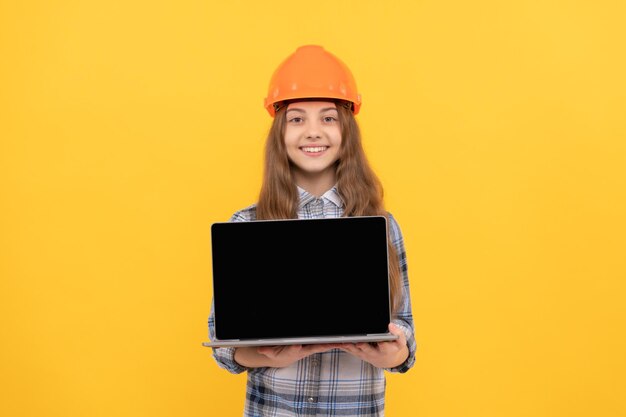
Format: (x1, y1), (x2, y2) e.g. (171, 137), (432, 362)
(305, 119), (322, 140)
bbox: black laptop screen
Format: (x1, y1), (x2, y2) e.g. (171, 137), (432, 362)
(210, 216), (391, 341)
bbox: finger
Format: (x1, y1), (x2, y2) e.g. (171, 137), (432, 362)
(286, 344), (303, 355)
(316, 344), (339, 353)
(356, 342), (378, 355)
(313, 343), (341, 350)
(257, 346), (274, 355)
(302, 344), (329, 355)
(376, 341), (399, 356)
(339, 345), (366, 359)
(324, 343), (344, 349)
(377, 337), (401, 349)
(339, 344), (357, 353)
(388, 323), (402, 336)
(389, 323), (407, 344)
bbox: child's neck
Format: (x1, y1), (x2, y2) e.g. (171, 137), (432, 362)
(294, 170), (336, 198)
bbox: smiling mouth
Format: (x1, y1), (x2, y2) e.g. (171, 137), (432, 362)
(300, 146), (328, 153)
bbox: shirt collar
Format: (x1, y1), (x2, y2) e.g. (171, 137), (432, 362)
(297, 185), (344, 210)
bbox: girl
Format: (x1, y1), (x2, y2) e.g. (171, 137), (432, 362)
(208, 44), (416, 417)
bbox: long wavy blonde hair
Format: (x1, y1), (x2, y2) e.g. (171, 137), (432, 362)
(256, 101), (402, 315)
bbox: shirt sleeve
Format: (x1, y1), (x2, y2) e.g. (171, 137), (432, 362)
(206, 208), (255, 374)
(384, 213), (417, 373)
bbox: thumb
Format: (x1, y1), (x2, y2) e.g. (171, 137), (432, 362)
(389, 323), (405, 339)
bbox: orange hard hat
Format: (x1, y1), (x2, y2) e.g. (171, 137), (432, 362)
(263, 45), (362, 117)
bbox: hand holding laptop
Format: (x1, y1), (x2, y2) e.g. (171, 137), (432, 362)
(337, 323), (409, 369)
(232, 323), (407, 369)
(235, 343), (339, 368)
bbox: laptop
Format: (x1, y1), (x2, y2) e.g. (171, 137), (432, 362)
(202, 215), (398, 348)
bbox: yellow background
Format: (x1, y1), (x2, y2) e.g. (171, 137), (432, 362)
(1, 1), (625, 416)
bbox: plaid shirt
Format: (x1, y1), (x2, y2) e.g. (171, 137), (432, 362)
(208, 186), (416, 417)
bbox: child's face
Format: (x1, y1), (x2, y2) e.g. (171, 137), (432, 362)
(283, 101), (342, 183)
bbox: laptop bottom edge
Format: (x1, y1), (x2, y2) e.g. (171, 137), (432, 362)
(202, 333), (398, 348)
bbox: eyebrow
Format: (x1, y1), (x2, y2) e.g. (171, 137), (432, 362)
(286, 107), (338, 114)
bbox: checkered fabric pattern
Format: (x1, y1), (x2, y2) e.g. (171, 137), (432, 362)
(208, 186), (416, 417)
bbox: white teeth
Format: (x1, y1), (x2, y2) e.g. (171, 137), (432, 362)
(302, 146), (327, 153)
